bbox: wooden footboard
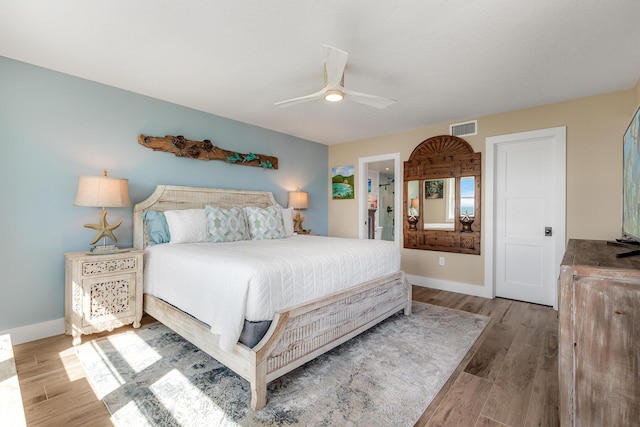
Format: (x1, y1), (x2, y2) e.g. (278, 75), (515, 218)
(144, 271), (411, 410)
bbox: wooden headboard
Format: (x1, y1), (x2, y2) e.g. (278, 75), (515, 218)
(133, 185), (280, 249)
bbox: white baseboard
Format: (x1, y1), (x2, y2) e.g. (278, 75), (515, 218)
(0, 318), (65, 345)
(407, 274), (494, 299)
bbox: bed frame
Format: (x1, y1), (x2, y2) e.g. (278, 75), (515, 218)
(133, 185), (412, 410)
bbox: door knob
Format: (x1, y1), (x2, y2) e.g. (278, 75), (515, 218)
(545, 227), (552, 236)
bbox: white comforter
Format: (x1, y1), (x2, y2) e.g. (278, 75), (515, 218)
(144, 235), (400, 351)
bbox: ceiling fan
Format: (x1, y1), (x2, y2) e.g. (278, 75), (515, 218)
(274, 45), (396, 109)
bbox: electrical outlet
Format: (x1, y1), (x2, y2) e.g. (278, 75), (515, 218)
(439, 257), (445, 266)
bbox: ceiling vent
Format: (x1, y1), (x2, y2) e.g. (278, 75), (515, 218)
(449, 120), (477, 137)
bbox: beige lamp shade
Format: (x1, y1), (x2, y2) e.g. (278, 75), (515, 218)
(74, 173), (131, 208)
(287, 190), (309, 209)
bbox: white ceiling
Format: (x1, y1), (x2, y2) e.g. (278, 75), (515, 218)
(2, 1), (639, 145)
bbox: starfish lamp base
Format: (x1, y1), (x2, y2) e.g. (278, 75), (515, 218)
(84, 208), (122, 248)
(293, 209), (306, 233)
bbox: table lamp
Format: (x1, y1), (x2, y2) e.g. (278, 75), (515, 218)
(74, 170), (131, 252)
(288, 188), (309, 233)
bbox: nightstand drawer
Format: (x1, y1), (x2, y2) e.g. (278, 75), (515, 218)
(81, 256), (139, 276)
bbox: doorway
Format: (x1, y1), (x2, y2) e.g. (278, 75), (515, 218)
(485, 127), (566, 308)
(358, 153), (401, 245)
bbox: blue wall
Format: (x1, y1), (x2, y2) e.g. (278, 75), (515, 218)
(0, 56), (328, 331)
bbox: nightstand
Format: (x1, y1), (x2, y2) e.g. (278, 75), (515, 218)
(64, 250), (143, 345)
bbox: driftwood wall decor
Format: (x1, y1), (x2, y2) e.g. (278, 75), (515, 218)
(138, 134), (278, 169)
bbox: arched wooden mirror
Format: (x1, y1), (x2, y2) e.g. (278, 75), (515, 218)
(404, 135), (481, 254)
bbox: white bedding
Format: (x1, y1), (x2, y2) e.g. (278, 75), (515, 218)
(144, 235), (400, 351)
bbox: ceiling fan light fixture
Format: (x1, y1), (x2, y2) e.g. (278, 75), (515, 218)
(324, 89), (344, 102)
(275, 45), (395, 108)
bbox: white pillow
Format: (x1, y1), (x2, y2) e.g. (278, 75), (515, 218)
(164, 209), (208, 244)
(281, 207), (295, 237)
(205, 205), (249, 243)
(245, 206), (286, 240)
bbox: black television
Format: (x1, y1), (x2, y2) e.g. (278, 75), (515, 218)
(618, 104), (640, 257)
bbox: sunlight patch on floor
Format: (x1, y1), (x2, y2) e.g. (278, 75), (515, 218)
(107, 332), (161, 374)
(114, 400), (153, 427)
(54, 345), (88, 382)
(81, 341), (126, 398)
(149, 369), (231, 425)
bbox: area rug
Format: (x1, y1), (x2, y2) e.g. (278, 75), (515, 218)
(76, 302), (489, 426)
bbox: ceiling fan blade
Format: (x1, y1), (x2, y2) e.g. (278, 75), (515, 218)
(322, 45), (348, 88)
(343, 88), (397, 109)
(274, 87), (327, 108)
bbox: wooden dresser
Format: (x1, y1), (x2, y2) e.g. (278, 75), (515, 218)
(558, 239), (640, 426)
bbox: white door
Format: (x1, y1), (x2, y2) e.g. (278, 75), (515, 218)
(487, 127), (566, 307)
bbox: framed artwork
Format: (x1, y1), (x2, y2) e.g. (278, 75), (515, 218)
(425, 179), (444, 199)
(332, 165), (354, 199)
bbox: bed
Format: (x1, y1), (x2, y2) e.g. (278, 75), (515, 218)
(133, 185), (411, 410)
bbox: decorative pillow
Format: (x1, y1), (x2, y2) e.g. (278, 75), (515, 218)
(281, 207), (295, 237)
(205, 205), (249, 243)
(245, 206), (286, 240)
(142, 210), (171, 245)
(163, 209), (208, 244)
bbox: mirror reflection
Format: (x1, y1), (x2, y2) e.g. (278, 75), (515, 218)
(407, 180), (419, 230)
(424, 178), (455, 230)
(407, 180), (419, 215)
(460, 176), (475, 217)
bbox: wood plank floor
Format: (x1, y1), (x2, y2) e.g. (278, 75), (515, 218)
(12, 287), (558, 426)
(413, 287), (559, 427)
